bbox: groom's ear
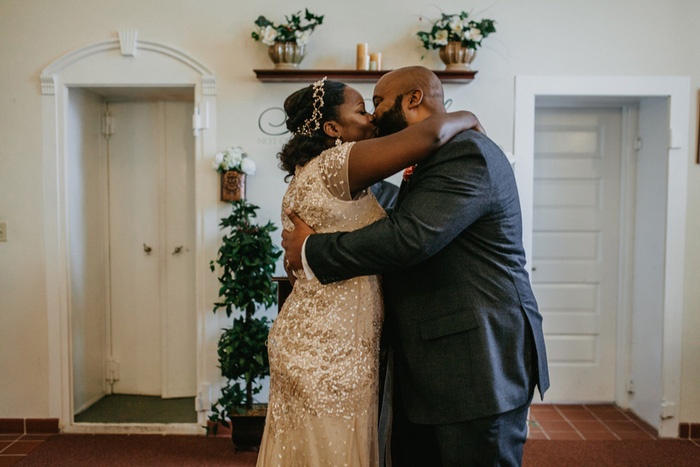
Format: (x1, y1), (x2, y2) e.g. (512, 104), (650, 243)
(405, 89), (424, 109)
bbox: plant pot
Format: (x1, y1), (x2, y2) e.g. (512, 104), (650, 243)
(230, 405), (267, 451)
(438, 41), (477, 71)
(267, 41), (306, 69)
(221, 171), (246, 202)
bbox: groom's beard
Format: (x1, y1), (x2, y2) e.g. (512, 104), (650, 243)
(375, 95), (408, 137)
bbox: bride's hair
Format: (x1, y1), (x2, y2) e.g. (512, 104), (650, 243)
(278, 80), (346, 181)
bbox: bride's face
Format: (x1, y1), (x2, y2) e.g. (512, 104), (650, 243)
(332, 87), (376, 143)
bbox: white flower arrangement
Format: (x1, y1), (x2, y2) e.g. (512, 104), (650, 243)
(260, 26), (279, 46)
(417, 11), (495, 51)
(212, 146), (256, 175)
(251, 9), (324, 47)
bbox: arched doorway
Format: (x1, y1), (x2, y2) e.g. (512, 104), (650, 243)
(41, 31), (219, 433)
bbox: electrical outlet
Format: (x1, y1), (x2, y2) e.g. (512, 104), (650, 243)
(0, 222), (6, 242)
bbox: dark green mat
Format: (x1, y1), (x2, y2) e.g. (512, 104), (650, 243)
(74, 394), (197, 423)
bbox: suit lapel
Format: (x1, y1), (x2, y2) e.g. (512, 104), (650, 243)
(396, 163), (421, 208)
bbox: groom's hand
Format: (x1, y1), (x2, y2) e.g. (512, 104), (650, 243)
(281, 209), (315, 271)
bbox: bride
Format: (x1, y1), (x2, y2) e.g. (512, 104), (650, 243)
(256, 77), (483, 467)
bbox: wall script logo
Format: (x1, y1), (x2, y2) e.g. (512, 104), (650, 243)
(258, 107), (289, 145)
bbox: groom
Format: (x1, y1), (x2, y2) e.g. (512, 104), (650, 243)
(282, 66), (549, 466)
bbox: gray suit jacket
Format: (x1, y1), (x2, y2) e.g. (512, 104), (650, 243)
(306, 130), (549, 424)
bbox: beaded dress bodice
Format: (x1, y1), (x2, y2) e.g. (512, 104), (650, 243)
(257, 142), (386, 467)
(280, 142), (387, 249)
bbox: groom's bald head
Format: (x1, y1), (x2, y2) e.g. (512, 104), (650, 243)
(372, 66), (445, 133)
(375, 67), (444, 110)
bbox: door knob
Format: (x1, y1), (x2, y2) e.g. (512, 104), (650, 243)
(143, 244), (152, 255)
(172, 245), (184, 255)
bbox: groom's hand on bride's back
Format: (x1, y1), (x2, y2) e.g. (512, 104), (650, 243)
(281, 209), (315, 271)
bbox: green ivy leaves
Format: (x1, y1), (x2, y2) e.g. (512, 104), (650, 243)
(210, 200), (282, 317)
(206, 200), (282, 432)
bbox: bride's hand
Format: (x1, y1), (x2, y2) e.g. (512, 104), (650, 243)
(462, 111), (486, 135)
(283, 254), (298, 287)
(281, 209), (315, 271)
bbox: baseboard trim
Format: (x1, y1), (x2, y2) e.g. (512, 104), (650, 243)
(64, 422), (205, 435)
(0, 418), (59, 434)
(679, 423), (700, 439)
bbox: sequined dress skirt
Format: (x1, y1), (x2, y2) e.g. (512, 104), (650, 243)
(256, 274), (383, 467)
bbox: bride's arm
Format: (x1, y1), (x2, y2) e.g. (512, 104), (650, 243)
(347, 111), (484, 193)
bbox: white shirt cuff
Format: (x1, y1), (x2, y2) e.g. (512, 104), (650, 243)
(301, 237), (316, 280)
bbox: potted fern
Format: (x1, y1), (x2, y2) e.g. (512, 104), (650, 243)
(207, 199), (281, 449)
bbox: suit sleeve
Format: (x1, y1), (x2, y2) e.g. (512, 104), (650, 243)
(306, 139), (491, 284)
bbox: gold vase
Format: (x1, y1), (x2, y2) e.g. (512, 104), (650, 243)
(438, 41), (477, 71)
(267, 41), (306, 69)
(221, 171), (246, 202)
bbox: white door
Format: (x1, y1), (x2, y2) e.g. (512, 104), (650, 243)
(160, 101), (197, 398)
(532, 107), (623, 402)
(107, 100), (196, 398)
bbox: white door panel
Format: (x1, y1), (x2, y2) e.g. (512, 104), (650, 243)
(533, 107), (622, 402)
(534, 180), (600, 207)
(542, 313), (598, 335)
(533, 232), (599, 259)
(534, 158), (601, 179)
(533, 284), (599, 310)
(161, 101), (196, 398)
(533, 208), (601, 231)
(546, 336), (598, 363)
(534, 129), (599, 154)
(108, 100), (196, 398)
(533, 262), (600, 283)
(109, 102), (162, 395)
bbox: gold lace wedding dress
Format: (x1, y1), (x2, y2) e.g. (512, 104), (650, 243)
(256, 142), (386, 467)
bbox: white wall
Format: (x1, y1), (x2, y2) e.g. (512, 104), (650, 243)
(67, 88), (107, 414)
(0, 0), (698, 424)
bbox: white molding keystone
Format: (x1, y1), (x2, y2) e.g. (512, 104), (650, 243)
(202, 75), (216, 96)
(118, 30), (138, 57)
(40, 73), (56, 95)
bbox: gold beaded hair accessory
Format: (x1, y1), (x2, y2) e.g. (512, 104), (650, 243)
(294, 76), (327, 137)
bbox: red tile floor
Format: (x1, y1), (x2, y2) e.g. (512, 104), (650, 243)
(0, 434), (53, 467)
(529, 404), (663, 441)
(2, 405), (699, 466)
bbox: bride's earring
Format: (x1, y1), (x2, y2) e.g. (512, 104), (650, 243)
(335, 137), (342, 147)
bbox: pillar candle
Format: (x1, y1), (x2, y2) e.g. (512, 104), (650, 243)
(369, 52), (382, 71)
(356, 43), (369, 70)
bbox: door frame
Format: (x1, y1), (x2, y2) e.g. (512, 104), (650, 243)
(41, 31), (218, 433)
(514, 76), (690, 437)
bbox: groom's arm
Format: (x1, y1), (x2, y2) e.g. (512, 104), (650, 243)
(305, 140), (491, 285)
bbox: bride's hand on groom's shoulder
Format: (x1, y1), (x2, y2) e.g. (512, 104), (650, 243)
(281, 209), (315, 271)
(460, 110), (486, 135)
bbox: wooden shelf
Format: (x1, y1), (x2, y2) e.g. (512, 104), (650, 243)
(254, 69), (476, 84)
